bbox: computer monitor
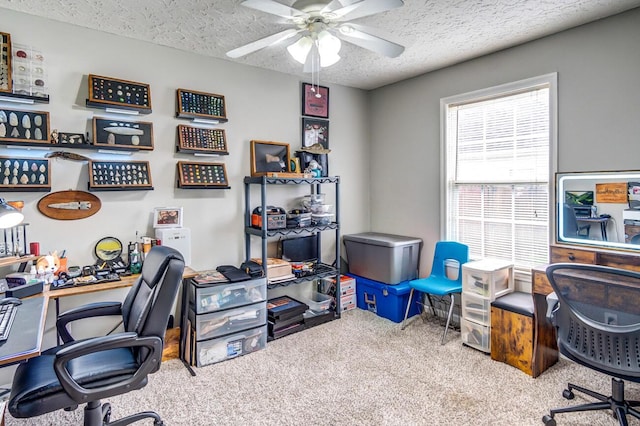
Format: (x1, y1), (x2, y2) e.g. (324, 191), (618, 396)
(565, 190), (594, 206)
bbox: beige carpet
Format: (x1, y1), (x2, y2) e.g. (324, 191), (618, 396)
(6, 309), (638, 425)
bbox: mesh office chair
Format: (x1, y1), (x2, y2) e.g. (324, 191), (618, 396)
(542, 263), (640, 426)
(8, 245), (185, 426)
(562, 203), (591, 239)
(401, 241), (469, 344)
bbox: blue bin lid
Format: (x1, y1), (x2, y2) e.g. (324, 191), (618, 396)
(343, 232), (422, 248)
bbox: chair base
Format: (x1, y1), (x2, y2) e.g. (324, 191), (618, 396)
(542, 377), (640, 426)
(401, 288), (458, 344)
(83, 400), (164, 426)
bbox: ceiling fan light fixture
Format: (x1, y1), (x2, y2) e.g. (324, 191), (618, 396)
(287, 36), (313, 64)
(317, 30), (341, 67)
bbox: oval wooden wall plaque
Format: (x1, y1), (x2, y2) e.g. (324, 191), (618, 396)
(38, 190), (101, 220)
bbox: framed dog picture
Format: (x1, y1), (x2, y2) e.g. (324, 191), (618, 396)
(153, 207), (183, 228)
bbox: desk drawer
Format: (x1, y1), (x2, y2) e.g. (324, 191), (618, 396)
(190, 278), (267, 314)
(550, 247), (596, 264)
(189, 301), (267, 340)
(533, 269), (552, 295)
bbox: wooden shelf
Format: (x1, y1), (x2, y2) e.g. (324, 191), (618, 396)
(0, 255), (36, 268)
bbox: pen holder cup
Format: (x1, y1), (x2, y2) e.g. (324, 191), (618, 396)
(58, 257), (68, 274)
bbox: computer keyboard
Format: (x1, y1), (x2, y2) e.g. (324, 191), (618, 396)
(0, 302), (17, 342)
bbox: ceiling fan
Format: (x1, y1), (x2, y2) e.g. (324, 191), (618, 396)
(226, 0), (405, 70)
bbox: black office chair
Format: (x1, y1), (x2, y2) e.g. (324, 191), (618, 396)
(542, 263), (640, 426)
(8, 245), (185, 426)
(562, 203), (590, 239)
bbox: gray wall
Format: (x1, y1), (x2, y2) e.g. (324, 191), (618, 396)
(369, 8), (640, 276)
(0, 8), (372, 270)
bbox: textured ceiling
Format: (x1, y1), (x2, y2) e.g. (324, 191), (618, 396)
(0, 0), (639, 90)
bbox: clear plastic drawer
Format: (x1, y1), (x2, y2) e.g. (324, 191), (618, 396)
(196, 325), (267, 367)
(190, 278), (267, 314)
(462, 293), (491, 325)
(190, 301), (267, 340)
(462, 260), (513, 299)
(461, 318), (490, 353)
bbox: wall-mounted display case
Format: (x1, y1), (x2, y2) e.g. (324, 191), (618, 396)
(177, 161), (229, 189)
(86, 74), (152, 113)
(88, 160), (152, 191)
(92, 117), (154, 151)
(176, 125), (228, 155)
(0, 108), (50, 146)
(0, 156), (50, 191)
(176, 88), (227, 122)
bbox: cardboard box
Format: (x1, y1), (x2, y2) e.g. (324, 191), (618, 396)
(251, 257), (292, 279)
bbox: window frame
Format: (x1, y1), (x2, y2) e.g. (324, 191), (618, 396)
(439, 73), (558, 277)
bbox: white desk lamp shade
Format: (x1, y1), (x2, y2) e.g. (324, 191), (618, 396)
(0, 198), (25, 229)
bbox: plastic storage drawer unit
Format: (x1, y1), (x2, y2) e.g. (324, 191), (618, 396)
(354, 275), (421, 323)
(462, 259), (514, 299)
(195, 325), (267, 367)
(190, 277), (267, 314)
(189, 301), (267, 341)
(343, 232), (422, 284)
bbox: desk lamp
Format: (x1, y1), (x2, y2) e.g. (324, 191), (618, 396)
(0, 198), (24, 229)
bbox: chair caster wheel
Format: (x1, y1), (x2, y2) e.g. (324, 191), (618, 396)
(102, 404), (112, 423)
(542, 414), (556, 426)
(562, 389), (574, 399)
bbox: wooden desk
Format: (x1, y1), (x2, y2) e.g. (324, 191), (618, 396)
(0, 296), (47, 366)
(46, 267), (198, 345)
(531, 244), (640, 377)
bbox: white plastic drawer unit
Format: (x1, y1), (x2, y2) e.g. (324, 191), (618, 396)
(190, 277), (267, 314)
(462, 259), (514, 299)
(189, 301), (267, 341)
(461, 318), (490, 353)
(196, 325), (267, 367)
(461, 292), (491, 326)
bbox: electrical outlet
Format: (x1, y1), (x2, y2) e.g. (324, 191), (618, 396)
(604, 311), (618, 325)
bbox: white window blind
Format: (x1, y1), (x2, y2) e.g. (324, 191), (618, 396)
(444, 84), (551, 272)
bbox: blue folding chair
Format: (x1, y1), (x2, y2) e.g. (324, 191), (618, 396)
(401, 241), (469, 344)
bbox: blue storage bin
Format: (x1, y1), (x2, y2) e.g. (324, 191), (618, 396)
(352, 274), (421, 323)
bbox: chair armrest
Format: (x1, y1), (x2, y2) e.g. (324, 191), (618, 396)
(57, 301), (123, 344)
(52, 332), (163, 403)
(546, 292), (559, 324)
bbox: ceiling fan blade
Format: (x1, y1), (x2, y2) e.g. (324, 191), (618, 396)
(241, 0), (308, 20)
(226, 28), (301, 58)
(320, 0), (351, 14)
(335, 24), (404, 57)
(333, 0), (404, 21)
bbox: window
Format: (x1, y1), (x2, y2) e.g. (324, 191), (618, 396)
(441, 74), (557, 275)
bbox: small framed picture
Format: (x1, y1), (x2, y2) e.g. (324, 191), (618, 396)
(57, 132), (88, 145)
(153, 207), (183, 228)
(250, 140), (291, 176)
(302, 82), (329, 118)
(302, 117), (329, 148)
